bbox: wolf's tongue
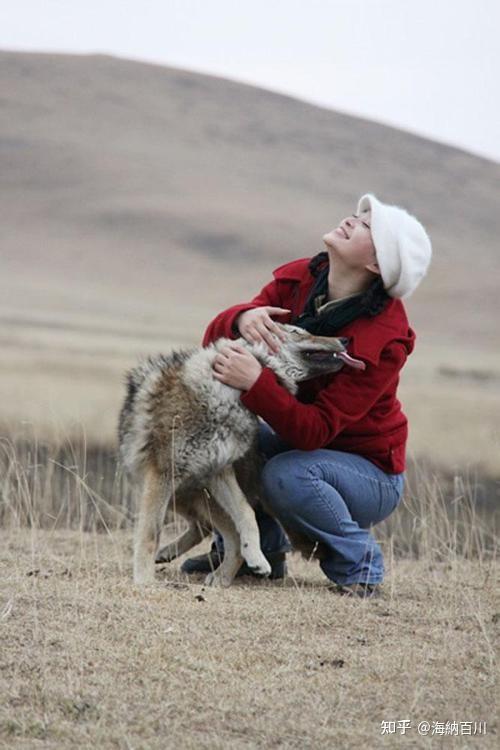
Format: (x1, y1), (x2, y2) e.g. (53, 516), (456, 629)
(337, 351), (366, 370)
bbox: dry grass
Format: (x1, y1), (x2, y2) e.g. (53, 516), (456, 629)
(2, 312), (500, 475)
(0, 530), (498, 749)
(0, 434), (499, 748)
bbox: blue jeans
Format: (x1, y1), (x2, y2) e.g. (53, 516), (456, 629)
(216, 421), (405, 585)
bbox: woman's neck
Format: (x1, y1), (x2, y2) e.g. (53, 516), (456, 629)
(326, 251), (374, 301)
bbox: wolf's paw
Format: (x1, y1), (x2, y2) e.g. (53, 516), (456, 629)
(204, 570), (232, 588)
(242, 550), (272, 577)
(155, 544), (176, 564)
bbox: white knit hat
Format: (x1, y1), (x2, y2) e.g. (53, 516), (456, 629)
(356, 193), (432, 299)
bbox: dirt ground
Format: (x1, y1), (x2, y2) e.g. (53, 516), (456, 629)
(0, 529), (497, 749)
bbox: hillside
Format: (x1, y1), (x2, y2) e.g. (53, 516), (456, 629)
(1, 50), (499, 473)
(1, 50), (499, 342)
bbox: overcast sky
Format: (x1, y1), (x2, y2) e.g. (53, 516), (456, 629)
(2, 0), (499, 163)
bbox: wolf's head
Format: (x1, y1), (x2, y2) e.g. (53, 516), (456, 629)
(247, 323), (366, 394)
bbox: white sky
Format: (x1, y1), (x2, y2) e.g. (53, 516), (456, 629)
(2, 0), (499, 163)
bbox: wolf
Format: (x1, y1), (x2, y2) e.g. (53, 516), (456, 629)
(118, 323), (365, 586)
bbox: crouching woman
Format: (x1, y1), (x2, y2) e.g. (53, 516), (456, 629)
(183, 192), (432, 598)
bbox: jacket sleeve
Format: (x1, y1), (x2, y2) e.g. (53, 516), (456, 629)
(239, 341), (408, 450)
(202, 278), (286, 346)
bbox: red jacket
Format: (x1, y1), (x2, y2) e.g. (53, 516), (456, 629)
(202, 257), (415, 474)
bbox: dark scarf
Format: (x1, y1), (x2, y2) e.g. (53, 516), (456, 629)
(292, 252), (389, 336)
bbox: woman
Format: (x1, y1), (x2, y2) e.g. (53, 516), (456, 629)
(182, 192), (432, 598)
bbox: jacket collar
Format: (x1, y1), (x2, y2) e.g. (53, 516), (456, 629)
(272, 257), (313, 282)
(273, 257), (415, 366)
(342, 300), (415, 365)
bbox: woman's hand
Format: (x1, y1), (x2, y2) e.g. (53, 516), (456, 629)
(212, 342), (263, 391)
(235, 306), (291, 354)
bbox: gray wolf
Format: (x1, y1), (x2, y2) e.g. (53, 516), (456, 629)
(118, 324), (365, 586)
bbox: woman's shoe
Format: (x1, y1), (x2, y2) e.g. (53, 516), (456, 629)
(333, 582), (382, 599)
(236, 551), (287, 580)
(179, 541), (222, 574)
(180, 543), (287, 580)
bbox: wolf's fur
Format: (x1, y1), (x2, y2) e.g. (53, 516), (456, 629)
(118, 324), (354, 586)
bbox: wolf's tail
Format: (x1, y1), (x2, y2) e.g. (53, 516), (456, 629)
(117, 366), (150, 475)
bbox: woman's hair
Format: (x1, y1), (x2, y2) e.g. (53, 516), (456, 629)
(360, 275), (390, 316)
(308, 251), (390, 317)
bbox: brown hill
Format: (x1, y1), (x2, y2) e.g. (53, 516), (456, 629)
(1, 50), (499, 473)
(1, 50), (499, 345)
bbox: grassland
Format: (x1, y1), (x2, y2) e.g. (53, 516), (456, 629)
(2, 309), (500, 477)
(0, 528), (498, 749)
(0, 435), (498, 749)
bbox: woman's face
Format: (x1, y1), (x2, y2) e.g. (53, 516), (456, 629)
(322, 209), (380, 275)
